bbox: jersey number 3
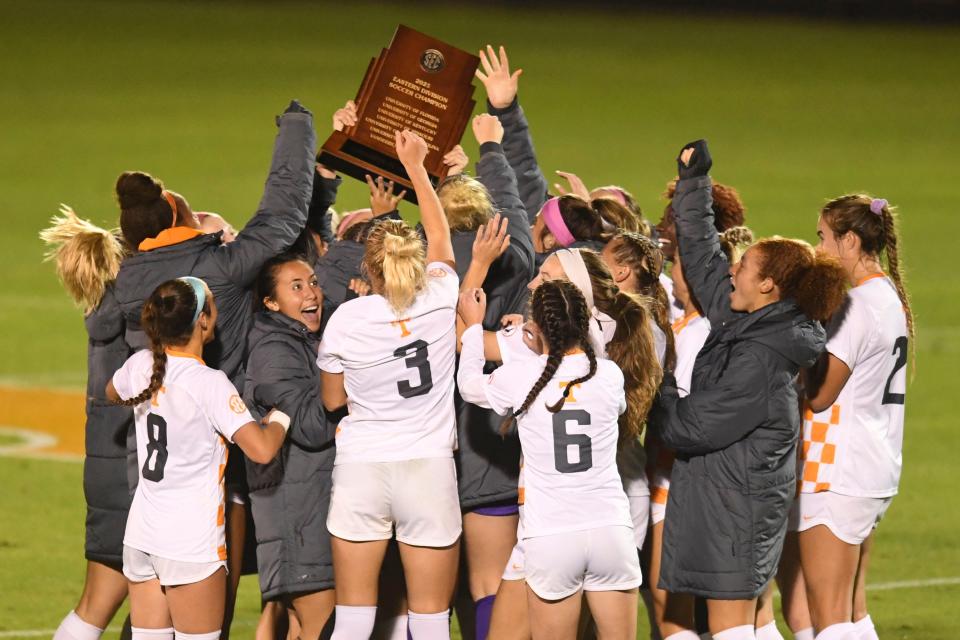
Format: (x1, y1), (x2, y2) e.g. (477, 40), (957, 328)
(143, 413), (169, 482)
(553, 409), (593, 473)
(881, 336), (908, 406)
(395, 340), (433, 399)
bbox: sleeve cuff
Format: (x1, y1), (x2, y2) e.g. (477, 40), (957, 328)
(487, 96), (519, 116)
(479, 141), (504, 156)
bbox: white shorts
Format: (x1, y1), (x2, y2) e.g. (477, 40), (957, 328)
(524, 526), (642, 600)
(627, 495), (650, 549)
(327, 457), (462, 547)
(502, 539), (526, 581)
(122, 546), (225, 587)
(650, 501), (666, 526)
(788, 491), (893, 545)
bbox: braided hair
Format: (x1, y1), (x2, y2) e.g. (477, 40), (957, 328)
(607, 231), (676, 371)
(117, 279), (209, 407)
(501, 280), (598, 433)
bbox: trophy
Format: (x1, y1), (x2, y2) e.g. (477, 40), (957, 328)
(318, 25), (480, 203)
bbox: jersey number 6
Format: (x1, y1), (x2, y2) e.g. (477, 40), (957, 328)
(395, 339), (433, 399)
(143, 413), (169, 482)
(553, 409), (593, 473)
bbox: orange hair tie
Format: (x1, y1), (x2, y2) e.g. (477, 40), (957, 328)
(162, 190), (178, 227)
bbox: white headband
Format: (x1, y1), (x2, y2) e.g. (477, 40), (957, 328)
(554, 249), (595, 311)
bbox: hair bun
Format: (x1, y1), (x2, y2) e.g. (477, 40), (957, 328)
(382, 230), (421, 258)
(116, 171), (164, 210)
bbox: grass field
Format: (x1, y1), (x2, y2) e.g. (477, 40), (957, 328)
(1, 1), (958, 638)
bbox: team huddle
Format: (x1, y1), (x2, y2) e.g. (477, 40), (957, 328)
(43, 46), (911, 640)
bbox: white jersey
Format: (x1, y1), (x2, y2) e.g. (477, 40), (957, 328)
(659, 272), (686, 322)
(800, 275), (907, 497)
(459, 325), (632, 539)
(317, 262), (458, 465)
(112, 349), (253, 563)
(672, 311), (711, 396)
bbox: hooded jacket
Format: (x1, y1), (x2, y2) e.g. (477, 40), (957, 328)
(113, 106), (316, 393)
(449, 141), (533, 509)
(648, 175), (825, 599)
(243, 310), (336, 599)
(82, 285), (134, 568)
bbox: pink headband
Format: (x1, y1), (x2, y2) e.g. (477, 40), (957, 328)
(541, 197), (575, 248)
(605, 187), (629, 207)
(337, 209), (373, 238)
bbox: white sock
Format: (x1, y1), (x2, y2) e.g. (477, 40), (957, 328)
(756, 622), (786, 640)
(713, 625), (756, 640)
(54, 612), (104, 640)
(815, 623), (858, 640)
(665, 632), (702, 640)
(407, 609), (450, 639)
(331, 605), (377, 640)
(385, 614), (409, 640)
(131, 628), (174, 640)
(793, 629), (815, 640)
(174, 632), (219, 640)
(852, 616), (878, 640)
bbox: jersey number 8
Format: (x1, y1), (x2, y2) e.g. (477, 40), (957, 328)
(395, 339), (433, 399)
(143, 413), (169, 482)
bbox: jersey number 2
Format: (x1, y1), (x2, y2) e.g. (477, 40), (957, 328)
(143, 413), (168, 482)
(395, 340), (433, 399)
(881, 336), (908, 405)
(553, 409), (593, 473)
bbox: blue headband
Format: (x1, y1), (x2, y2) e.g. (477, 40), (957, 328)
(177, 276), (207, 326)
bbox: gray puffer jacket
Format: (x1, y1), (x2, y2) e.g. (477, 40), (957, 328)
(82, 285), (134, 568)
(450, 141), (533, 509)
(648, 175), (825, 599)
(113, 105), (316, 393)
(243, 310), (336, 599)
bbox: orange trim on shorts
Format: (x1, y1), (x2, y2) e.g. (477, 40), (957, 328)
(217, 544), (227, 561)
(517, 487), (525, 505)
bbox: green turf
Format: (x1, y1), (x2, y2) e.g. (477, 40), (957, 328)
(0, 1), (958, 638)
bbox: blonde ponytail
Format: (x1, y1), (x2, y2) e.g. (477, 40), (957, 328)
(40, 205), (126, 314)
(365, 220), (426, 315)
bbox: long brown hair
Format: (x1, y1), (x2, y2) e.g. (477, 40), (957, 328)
(607, 231), (676, 371)
(580, 250), (663, 445)
(753, 238), (848, 322)
(503, 280), (598, 431)
(537, 195), (608, 249)
(821, 194), (914, 357)
(117, 279), (209, 407)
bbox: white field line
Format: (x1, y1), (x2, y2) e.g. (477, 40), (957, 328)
(1, 579), (958, 637)
(0, 426), (82, 462)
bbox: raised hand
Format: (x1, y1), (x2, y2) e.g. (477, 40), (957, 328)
(458, 288), (488, 327)
(332, 100), (358, 131)
(475, 45), (523, 109)
(395, 129), (429, 170)
(553, 170), (590, 199)
(677, 139), (712, 180)
(348, 278), (371, 297)
(365, 174), (406, 215)
(472, 213), (511, 266)
(442, 144), (469, 176)
(472, 113), (504, 146)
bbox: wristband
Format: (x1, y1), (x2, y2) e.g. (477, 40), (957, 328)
(267, 410), (291, 433)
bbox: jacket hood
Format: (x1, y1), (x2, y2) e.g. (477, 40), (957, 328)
(726, 300), (825, 368)
(321, 240), (365, 272)
(247, 310), (319, 353)
(114, 233), (220, 319)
